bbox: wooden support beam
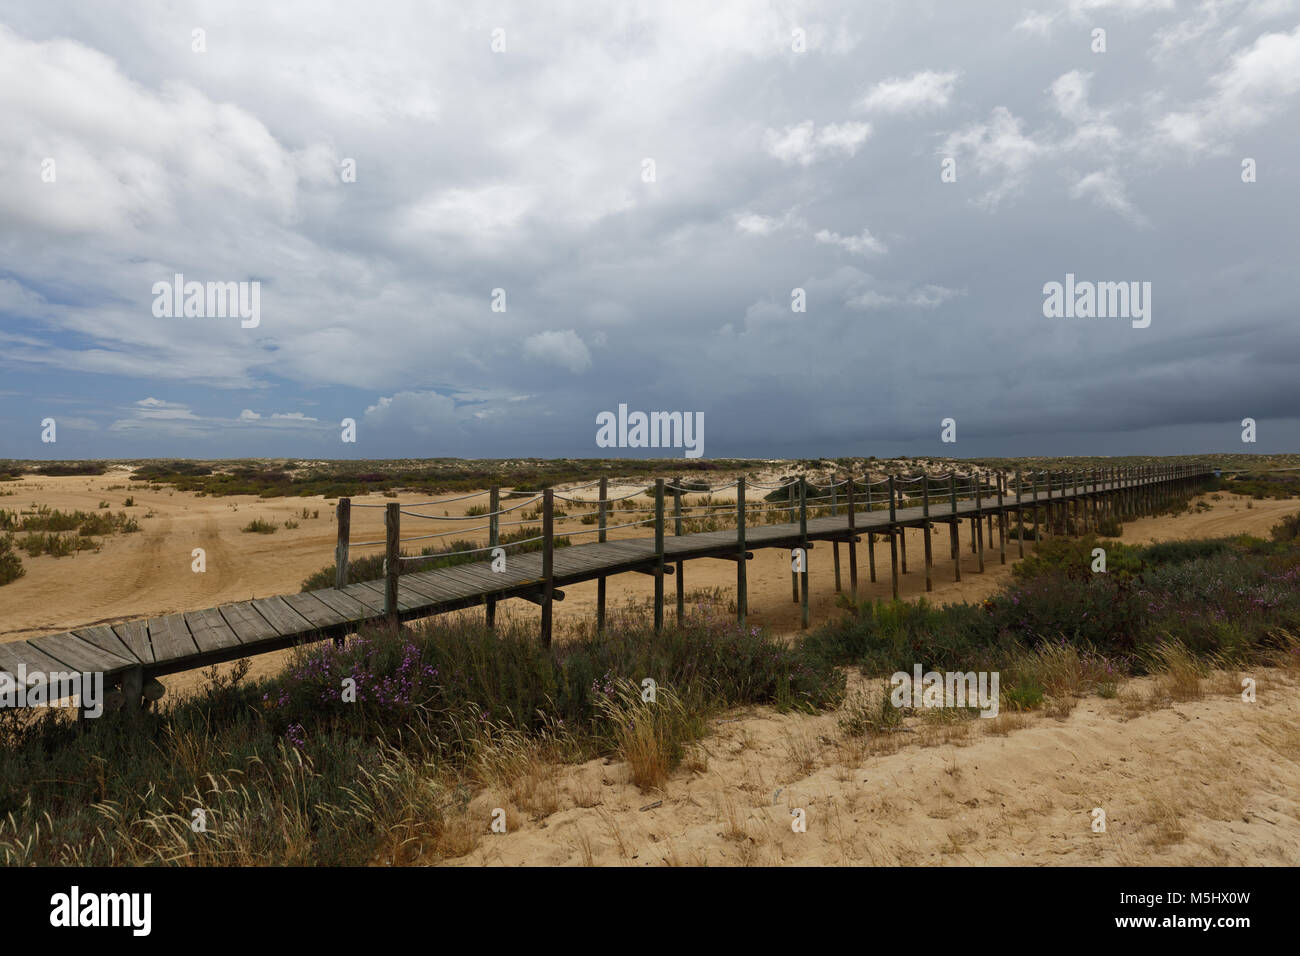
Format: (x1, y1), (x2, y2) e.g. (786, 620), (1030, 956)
(799, 477), (810, 629)
(334, 497), (350, 589)
(736, 477), (748, 626)
(674, 488), (685, 625)
(997, 472), (1007, 565)
(922, 475), (933, 592)
(635, 564), (674, 576)
(597, 477), (607, 633)
(867, 479), (877, 582)
(541, 488), (555, 645)
(653, 479), (664, 634)
(789, 481), (799, 603)
(889, 529), (900, 600)
(846, 476), (859, 601)
(121, 666), (143, 713)
(384, 502), (400, 629)
(831, 483), (842, 593)
(486, 486), (499, 629)
(519, 588), (566, 606)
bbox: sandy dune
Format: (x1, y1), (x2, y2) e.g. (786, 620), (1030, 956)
(453, 667), (1300, 866)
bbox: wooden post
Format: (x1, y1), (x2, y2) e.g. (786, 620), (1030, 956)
(541, 489), (555, 645)
(596, 478), (607, 633)
(1072, 470), (1079, 534)
(846, 476), (858, 602)
(831, 483), (842, 593)
(334, 497), (351, 589)
(1016, 470), (1024, 558)
(949, 473), (961, 582)
(799, 477), (809, 629)
(736, 478), (748, 626)
(384, 502), (400, 628)
(674, 487), (685, 624)
(975, 472), (985, 573)
(888, 475), (899, 599)
(889, 532), (900, 600)
(1047, 471), (1055, 535)
(922, 474), (933, 592)
(997, 472), (1006, 565)
(1032, 474), (1041, 543)
(486, 486), (499, 629)
(654, 479), (665, 634)
(899, 480), (910, 574)
(785, 481), (795, 600)
(969, 475), (978, 554)
(790, 482), (799, 604)
(121, 666), (143, 714)
(1087, 468), (1095, 530)
(867, 479), (877, 583)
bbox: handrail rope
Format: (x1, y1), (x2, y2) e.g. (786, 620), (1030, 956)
(551, 487), (647, 503)
(398, 522), (490, 539)
(495, 495), (543, 514)
(582, 516), (659, 533)
(399, 510), (487, 521)
(396, 535), (557, 560)
(351, 489), (491, 508)
(563, 517), (662, 536)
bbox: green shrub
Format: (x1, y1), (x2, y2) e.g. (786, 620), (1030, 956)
(1270, 512), (1300, 543)
(0, 535), (24, 586)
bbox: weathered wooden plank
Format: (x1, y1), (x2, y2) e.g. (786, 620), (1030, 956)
(392, 572), (453, 601)
(280, 592), (349, 630)
(29, 632), (133, 674)
(312, 587), (377, 620)
(72, 624), (141, 664)
(443, 563), (506, 587)
(185, 609), (242, 654)
(149, 614), (199, 662)
(112, 620), (154, 664)
(389, 575), (450, 605)
(250, 596), (313, 636)
(427, 566), (492, 595)
(0, 641), (70, 681)
(218, 602), (281, 644)
(353, 580), (423, 613)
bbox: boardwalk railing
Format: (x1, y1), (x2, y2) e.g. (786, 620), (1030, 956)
(2, 462), (1215, 715)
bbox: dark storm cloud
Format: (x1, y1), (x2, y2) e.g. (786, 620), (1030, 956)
(1, 0), (1298, 460)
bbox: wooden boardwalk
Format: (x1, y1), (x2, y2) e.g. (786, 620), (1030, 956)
(0, 464), (1212, 711)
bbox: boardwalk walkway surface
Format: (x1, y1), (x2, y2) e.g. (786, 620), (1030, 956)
(0, 465), (1212, 710)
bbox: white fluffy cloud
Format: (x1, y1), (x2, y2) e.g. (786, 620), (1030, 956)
(858, 70), (959, 114)
(763, 121), (872, 166)
(1156, 25), (1300, 152)
(522, 330), (592, 374)
(814, 228), (888, 256)
(941, 107), (1047, 209)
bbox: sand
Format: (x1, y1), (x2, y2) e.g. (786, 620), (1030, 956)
(452, 667), (1300, 866)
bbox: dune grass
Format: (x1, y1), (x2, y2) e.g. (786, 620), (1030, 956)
(0, 606), (839, 865)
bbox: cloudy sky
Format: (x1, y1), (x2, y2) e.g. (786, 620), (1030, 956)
(2, 0), (1298, 461)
